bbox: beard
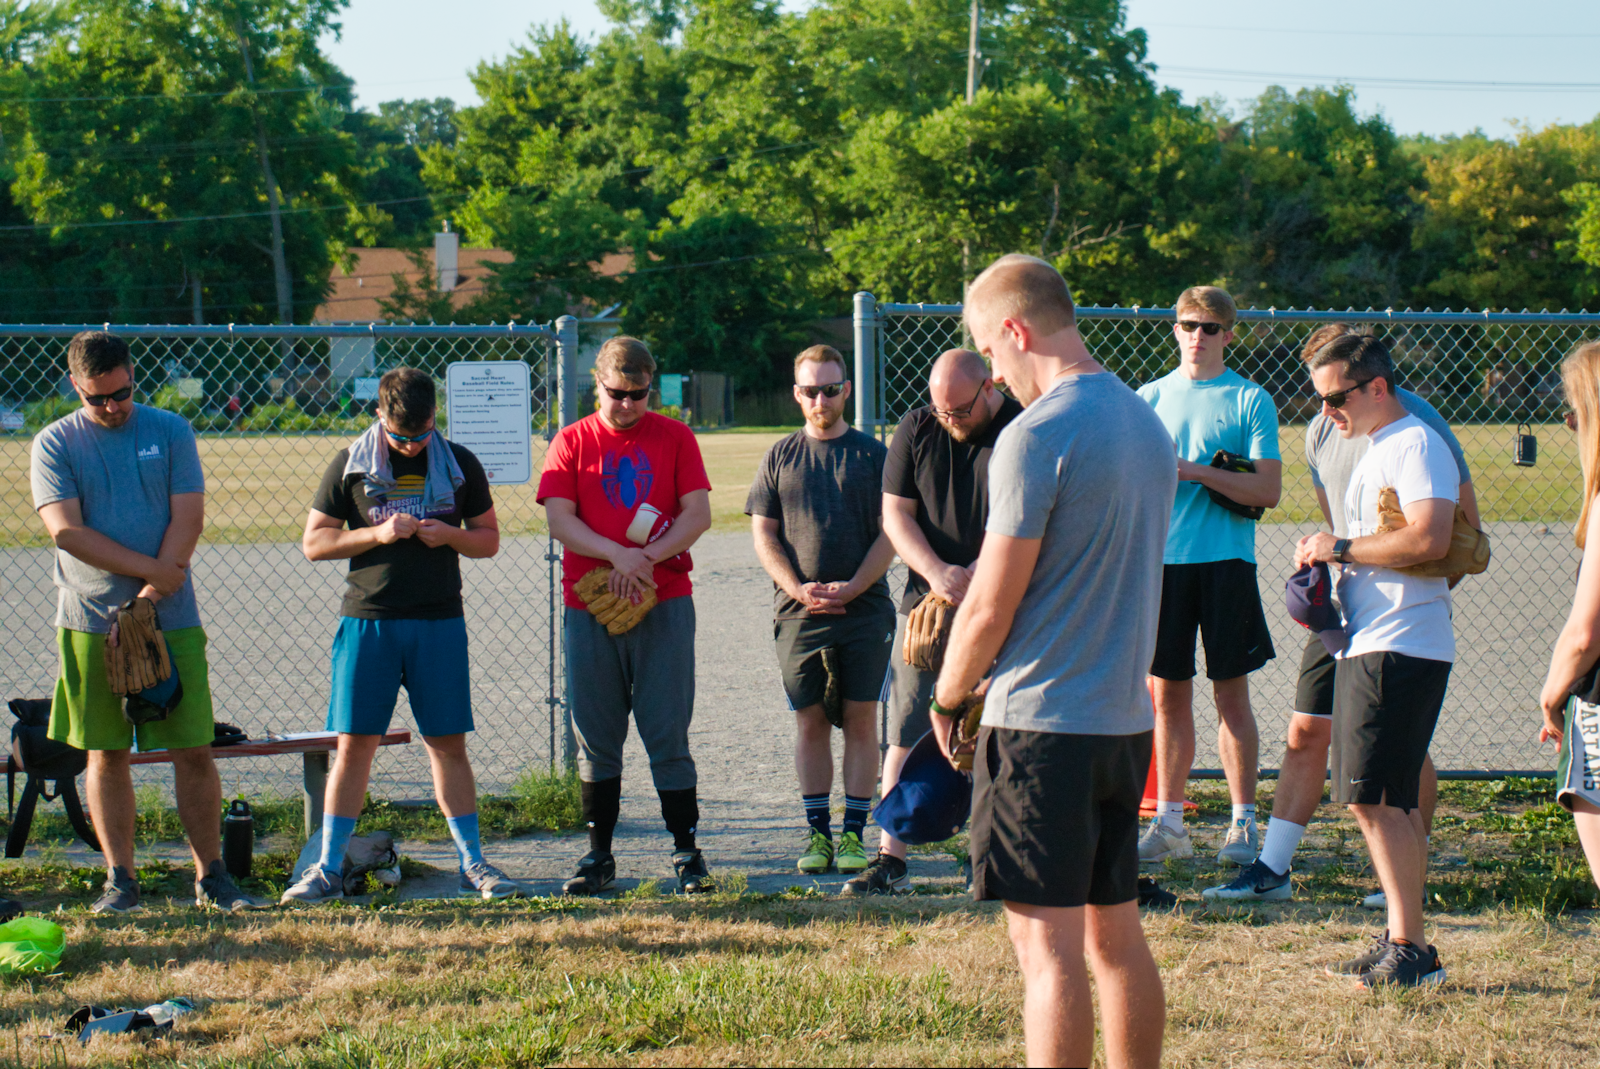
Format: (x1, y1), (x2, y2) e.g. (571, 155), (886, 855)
(807, 406), (843, 432)
(941, 403), (994, 443)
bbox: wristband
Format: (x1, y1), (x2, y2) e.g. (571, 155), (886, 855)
(929, 695), (958, 717)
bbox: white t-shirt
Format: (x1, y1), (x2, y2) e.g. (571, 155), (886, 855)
(1336, 414), (1458, 663)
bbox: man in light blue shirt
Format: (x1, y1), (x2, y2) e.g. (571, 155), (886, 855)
(1135, 287), (1283, 867)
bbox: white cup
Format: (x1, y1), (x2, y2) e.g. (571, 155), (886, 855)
(626, 503), (663, 546)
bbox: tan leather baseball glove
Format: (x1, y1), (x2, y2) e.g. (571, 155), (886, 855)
(948, 692), (986, 772)
(103, 597), (172, 694)
(903, 592), (956, 673)
(574, 566), (658, 635)
(1374, 486), (1490, 579)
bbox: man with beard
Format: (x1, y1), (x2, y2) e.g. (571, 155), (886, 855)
(844, 348), (1021, 895)
(748, 345), (897, 878)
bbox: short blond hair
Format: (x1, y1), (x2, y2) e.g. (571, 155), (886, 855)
(593, 336), (656, 385)
(1175, 286), (1237, 329)
(965, 254), (1076, 339)
(794, 344), (848, 378)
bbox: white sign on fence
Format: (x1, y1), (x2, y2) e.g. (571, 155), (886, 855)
(445, 361), (532, 485)
(353, 377), (381, 401)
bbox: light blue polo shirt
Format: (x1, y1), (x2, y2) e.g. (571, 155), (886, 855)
(1136, 366), (1279, 565)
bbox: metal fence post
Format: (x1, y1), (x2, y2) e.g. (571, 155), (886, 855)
(556, 315), (579, 430)
(853, 291), (877, 434)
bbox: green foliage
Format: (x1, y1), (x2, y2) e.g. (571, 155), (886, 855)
(21, 391), (75, 431)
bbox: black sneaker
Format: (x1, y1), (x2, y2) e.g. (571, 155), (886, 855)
(672, 849), (714, 894)
(1325, 931), (1393, 977)
(1137, 876), (1178, 909)
(841, 853), (910, 897)
(0, 897), (22, 923)
(92, 867), (141, 914)
(562, 851), (616, 896)
(196, 860), (273, 911)
(1358, 940), (1446, 989)
(1202, 858), (1292, 902)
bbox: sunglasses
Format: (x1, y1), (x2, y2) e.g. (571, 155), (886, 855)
(603, 385), (650, 402)
(1317, 378), (1375, 410)
(384, 425), (433, 444)
(933, 379), (989, 420)
(80, 384), (134, 407)
(798, 382), (848, 399)
(1177, 320), (1224, 336)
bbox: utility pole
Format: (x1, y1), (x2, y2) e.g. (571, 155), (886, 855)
(962, 0), (980, 290)
(233, 20), (293, 328)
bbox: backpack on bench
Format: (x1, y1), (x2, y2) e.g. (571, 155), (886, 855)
(6, 698), (99, 857)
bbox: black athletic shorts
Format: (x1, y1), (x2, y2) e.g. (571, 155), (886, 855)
(1332, 651), (1451, 811)
(1294, 635), (1337, 718)
(969, 727), (1151, 908)
(1149, 559), (1275, 681)
(773, 613), (895, 712)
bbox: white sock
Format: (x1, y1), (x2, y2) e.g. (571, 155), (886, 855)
(1156, 801), (1186, 831)
(1258, 817), (1306, 875)
(1232, 803), (1257, 825)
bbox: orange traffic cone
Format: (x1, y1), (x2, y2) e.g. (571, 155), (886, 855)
(1139, 677), (1199, 817)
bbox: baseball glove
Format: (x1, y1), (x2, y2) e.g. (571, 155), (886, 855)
(947, 692), (986, 772)
(574, 566), (658, 635)
(1374, 486), (1491, 578)
(103, 597), (171, 695)
(1206, 450), (1266, 520)
(903, 592), (956, 673)
(821, 646), (844, 729)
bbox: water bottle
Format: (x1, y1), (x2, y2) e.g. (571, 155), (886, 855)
(222, 799), (253, 878)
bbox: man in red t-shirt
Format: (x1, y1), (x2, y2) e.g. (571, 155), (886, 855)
(537, 336), (714, 895)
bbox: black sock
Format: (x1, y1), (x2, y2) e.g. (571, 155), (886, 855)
(803, 792), (831, 838)
(581, 776), (622, 855)
(658, 787), (699, 852)
(842, 794), (872, 840)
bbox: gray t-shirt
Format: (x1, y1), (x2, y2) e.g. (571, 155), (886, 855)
(1306, 388), (1471, 536)
(982, 373), (1177, 736)
(30, 405), (206, 633)
(745, 427), (893, 620)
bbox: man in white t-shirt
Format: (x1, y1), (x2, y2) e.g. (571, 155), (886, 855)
(1294, 332), (1456, 990)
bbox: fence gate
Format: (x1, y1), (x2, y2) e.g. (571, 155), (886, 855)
(854, 295), (1600, 777)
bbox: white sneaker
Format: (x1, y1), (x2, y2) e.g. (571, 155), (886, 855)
(1216, 818), (1259, 867)
(1361, 890), (1387, 910)
(1138, 819), (1194, 862)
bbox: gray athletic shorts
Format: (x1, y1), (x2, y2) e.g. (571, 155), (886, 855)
(1558, 695), (1600, 812)
(887, 612), (936, 747)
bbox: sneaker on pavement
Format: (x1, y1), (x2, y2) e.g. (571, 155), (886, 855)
(798, 830), (834, 874)
(842, 853), (910, 896)
(197, 860), (273, 911)
(1357, 941), (1446, 990)
(1203, 858), (1292, 902)
(1324, 931), (1393, 977)
(461, 861), (531, 900)
(91, 867), (142, 914)
(673, 849), (714, 894)
(562, 851), (616, 896)
(835, 831), (871, 874)
(1137, 876), (1179, 909)
(1216, 818), (1259, 866)
(280, 863), (345, 906)
(0, 897), (22, 923)
(1137, 819), (1194, 863)
(1361, 890), (1388, 910)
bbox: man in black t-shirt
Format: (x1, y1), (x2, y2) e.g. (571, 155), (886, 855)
(282, 368), (527, 904)
(747, 345), (897, 880)
(844, 348), (1021, 896)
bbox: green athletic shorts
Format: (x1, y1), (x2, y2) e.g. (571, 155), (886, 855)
(50, 626), (215, 752)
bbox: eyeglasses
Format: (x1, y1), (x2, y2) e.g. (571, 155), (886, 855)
(1317, 378), (1376, 410)
(383, 424), (433, 444)
(603, 385), (650, 402)
(80, 384), (134, 407)
(1176, 320), (1224, 336)
(933, 379), (989, 420)
(798, 382), (848, 399)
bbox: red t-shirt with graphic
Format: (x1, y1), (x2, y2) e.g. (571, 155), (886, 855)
(537, 411), (712, 609)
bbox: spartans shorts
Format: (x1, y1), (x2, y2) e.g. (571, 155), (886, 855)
(969, 727), (1151, 908)
(1294, 634), (1337, 719)
(50, 626), (215, 752)
(327, 616), (473, 737)
(1150, 559), (1275, 681)
(1331, 651), (1450, 811)
(886, 612), (936, 747)
(1557, 695), (1600, 812)
(774, 613), (894, 712)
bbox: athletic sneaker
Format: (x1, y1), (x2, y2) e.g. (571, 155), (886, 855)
(91, 867), (142, 914)
(842, 853), (910, 896)
(280, 863), (345, 906)
(460, 862), (530, 900)
(562, 851), (616, 896)
(196, 860), (273, 911)
(1137, 877), (1178, 909)
(1361, 890), (1387, 910)
(1203, 858), (1292, 902)
(835, 831), (871, 874)
(798, 830), (834, 874)
(1357, 941), (1446, 989)
(673, 849), (714, 894)
(1216, 818), (1259, 866)
(1137, 819), (1194, 862)
(1324, 931), (1392, 977)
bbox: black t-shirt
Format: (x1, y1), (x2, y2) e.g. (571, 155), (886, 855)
(311, 439), (494, 619)
(745, 427), (894, 620)
(881, 396), (1023, 613)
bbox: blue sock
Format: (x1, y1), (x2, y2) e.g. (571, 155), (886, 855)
(803, 793), (831, 838)
(447, 812), (486, 870)
(319, 814), (357, 875)
(842, 795), (872, 839)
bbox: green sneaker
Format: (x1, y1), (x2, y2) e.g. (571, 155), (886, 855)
(798, 830), (834, 874)
(835, 831), (871, 875)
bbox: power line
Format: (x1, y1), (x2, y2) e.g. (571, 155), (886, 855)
(1158, 65), (1600, 93)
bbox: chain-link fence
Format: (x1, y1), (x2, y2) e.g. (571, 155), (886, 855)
(0, 323), (574, 801)
(854, 295), (1600, 776)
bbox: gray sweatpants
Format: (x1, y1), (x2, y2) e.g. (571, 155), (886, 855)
(563, 596), (697, 790)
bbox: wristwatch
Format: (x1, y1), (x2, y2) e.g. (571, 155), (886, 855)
(1332, 538), (1352, 563)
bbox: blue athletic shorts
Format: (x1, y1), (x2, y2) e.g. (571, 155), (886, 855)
(327, 616), (474, 737)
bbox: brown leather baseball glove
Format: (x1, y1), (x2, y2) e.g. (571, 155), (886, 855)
(947, 692), (986, 772)
(903, 592), (956, 673)
(1374, 486), (1490, 579)
(574, 566), (658, 635)
(103, 597), (172, 695)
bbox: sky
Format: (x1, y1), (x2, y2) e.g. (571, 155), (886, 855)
(321, 0), (1600, 139)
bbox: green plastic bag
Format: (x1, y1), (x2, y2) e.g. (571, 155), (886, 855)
(0, 917), (65, 974)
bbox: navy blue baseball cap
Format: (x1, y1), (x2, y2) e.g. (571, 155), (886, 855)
(871, 729), (972, 845)
(1286, 561), (1347, 656)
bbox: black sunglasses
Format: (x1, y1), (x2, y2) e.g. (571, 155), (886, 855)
(933, 379), (989, 420)
(603, 385), (650, 402)
(798, 382), (847, 399)
(1317, 378), (1375, 409)
(1176, 320), (1224, 336)
(80, 384), (134, 407)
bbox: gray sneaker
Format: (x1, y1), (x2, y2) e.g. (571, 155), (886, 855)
(1216, 819), (1260, 867)
(196, 860), (273, 911)
(91, 867), (141, 914)
(280, 863), (345, 906)
(1137, 819), (1194, 862)
(460, 862), (530, 900)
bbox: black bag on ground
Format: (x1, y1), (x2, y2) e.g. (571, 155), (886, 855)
(1207, 450), (1266, 520)
(6, 698), (99, 857)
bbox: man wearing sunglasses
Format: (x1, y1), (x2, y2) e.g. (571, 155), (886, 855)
(1136, 286), (1283, 868)
(31, 330), (269, 914)
(748, 345), (896, 879)
(292, 367), (524, 903)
